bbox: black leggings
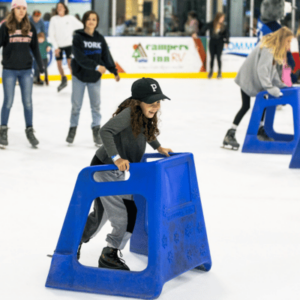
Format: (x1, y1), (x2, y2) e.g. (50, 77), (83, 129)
(209, 38), (223, 72)
(233, 90), (265, 126)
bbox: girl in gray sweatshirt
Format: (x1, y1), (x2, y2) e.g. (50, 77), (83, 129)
(223, 26), (293, 150)
(77, 78), (173, 271)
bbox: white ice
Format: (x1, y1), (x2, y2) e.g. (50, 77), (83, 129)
(0, 78), (300, 300)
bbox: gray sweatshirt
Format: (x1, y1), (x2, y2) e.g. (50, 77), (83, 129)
(235, 44), (287, 97)
(96, 107), (161, 164)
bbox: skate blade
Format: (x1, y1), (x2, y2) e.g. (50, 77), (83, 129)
(221, 145), (239, 151)
(0, 145), (6, 149)
(31, 145), (38, 149)
(57, 84), (67, 92)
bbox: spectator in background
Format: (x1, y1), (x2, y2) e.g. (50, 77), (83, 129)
(29, 10), (45, 34)
(49, 2), (83, 92)
(37, 32), (52, 85)
(148, 13), (159, 36)
(201, 12), (229, 79)
(116, 16), (126, 36)
(43, 12), (51, 37)
(184, 11), (199, 35)
(30, 10), (45, 84)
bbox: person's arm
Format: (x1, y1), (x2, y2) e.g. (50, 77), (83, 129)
(0, 22), (7, 48)
(71, 15), (84, 31)
(48, 17), (58, 49)
(72, 34), (103, 70)
(223, 27), (229, 44)
(257, 48), (282, 97)
(101, 37), (118, 76)
(147, 139), (161, 150)
(30, 26), (44, 72)
(100, 108), (131, 158)
(200, 21), (211, 36)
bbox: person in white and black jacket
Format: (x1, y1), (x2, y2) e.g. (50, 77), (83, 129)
(66, 10), (120, 146)
(0, 0), (44, 148)
(48, 2), (83, 92)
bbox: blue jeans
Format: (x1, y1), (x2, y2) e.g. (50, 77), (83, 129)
(70, 76), (101, 128)
(1, 69), (34, 127)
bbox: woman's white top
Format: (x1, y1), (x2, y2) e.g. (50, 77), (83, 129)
(49, 15), (83, 49)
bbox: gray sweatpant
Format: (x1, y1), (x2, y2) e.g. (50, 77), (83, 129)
(81, 169), (137, 250)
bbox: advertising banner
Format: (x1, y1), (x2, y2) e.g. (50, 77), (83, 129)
(0, 36), (299, 80)
(105, 37), (204, 74)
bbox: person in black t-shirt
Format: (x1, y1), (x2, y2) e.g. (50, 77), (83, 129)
(0, 0), (44, 148)
(200, 13), (229, 79)
(66, 10), (120, 147)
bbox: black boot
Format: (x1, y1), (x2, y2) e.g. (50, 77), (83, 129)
(92, 125), (102, 146)
(257, 126), (274, 141)
(98, 247), (130, 271)
(57, 76), (67, 92)
(223, 128), (240, 150)
(0, 126), (8, 146)
(208, 70), (213, 79)
(25, 127), (39, 146)
(66, 127), (77, 144)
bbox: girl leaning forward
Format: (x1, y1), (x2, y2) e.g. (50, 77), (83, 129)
(223, 26), (293, 150)
(77, 78), (173, 271)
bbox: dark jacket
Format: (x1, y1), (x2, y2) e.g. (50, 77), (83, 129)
(201, 21), (229, 44)
(71, 29), (118, 83)
(0, 22), (44, 71)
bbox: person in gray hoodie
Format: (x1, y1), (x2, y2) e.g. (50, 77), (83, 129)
(222, 26), (293, 150)
(77, 78), (173, 271)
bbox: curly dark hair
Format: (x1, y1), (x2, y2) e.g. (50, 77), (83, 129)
(6, 9), (31, 36)
(113, 98), (160, 142)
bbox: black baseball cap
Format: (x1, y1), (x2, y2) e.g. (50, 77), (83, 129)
(130, 78), (170, 104)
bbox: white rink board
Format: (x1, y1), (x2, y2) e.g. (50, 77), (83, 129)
(0, 36), (298, 76)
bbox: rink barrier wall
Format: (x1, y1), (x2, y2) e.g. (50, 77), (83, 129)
(0, 72), (237, 83)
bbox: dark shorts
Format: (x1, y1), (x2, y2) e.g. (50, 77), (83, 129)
(55, 46), (72, 61)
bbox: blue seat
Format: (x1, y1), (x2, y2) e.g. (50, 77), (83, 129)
(289, 137), (300, 168)
(45, 153), (212, 299)
(242, 87), (300, 154)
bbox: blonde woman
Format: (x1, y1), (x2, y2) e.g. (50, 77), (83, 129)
(223, 26), (293, 150)
(201, 12), (229, 78)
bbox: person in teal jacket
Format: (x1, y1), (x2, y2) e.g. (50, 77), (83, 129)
(37, 31), (52, 85)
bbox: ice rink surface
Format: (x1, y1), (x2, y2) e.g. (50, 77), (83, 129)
(0, 78), (300, 300)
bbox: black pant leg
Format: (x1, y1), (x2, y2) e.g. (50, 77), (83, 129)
(122, 199), (138, 234)
(216, 41), (224, 72)
(209, 40), (216, 71)
(81, 155), (105, 243)
(233, 90), (251, 126)
(43, 59), (48, 82)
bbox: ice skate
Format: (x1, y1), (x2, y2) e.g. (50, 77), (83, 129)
(257, 126), (274, 141)
(217, 71), (222, 79)
(208, 70), (213, 79)
(222, 128), (240, 150)
(57, 76), (67, 92)
(92, 125), (102, 147)
(25, 127), (39, 147)
(66, 127), (77, 144)
(98, 247), (130, 271)
(0, 126), (8, 148)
